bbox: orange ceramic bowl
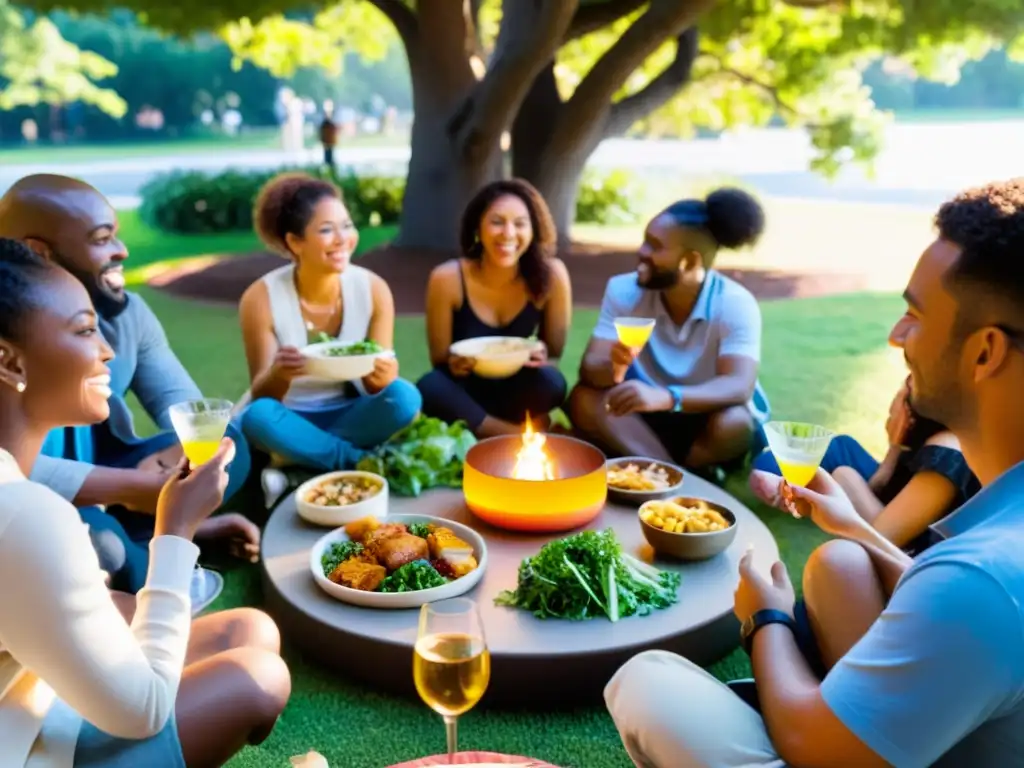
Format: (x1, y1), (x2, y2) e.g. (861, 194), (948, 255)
(462, 435), (607, 532)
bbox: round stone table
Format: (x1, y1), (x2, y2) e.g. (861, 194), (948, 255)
(261, 474), (778, 707)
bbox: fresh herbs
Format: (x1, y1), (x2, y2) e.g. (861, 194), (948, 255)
(321, 541), (365, 575)
(357, 415), (477, 496)
(314, 333), (384, 357)
(407, 522), (432, 539)
(378, 560), (449, 593)
(494, 528), (681, 622)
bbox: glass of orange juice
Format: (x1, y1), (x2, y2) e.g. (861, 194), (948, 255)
(614, 317), (656, 349)
(764, 421), (834, 487)
(168, 398), (233, 468)
(413, 598), (490, 763)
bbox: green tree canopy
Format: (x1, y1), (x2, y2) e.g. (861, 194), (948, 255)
(1, 0), (125, 115)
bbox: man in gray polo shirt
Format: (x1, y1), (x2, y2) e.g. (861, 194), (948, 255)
(569, 188), (770, 473)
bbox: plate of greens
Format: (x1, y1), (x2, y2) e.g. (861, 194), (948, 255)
(495, 528), (682, 622)
(356, 415), (477, 497)
(302, 335), (394, 381)
(310, 514), (488, 609)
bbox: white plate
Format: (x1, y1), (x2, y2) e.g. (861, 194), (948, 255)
(449, 336), (539, 379)
(301, 341), (394, 381)
(310, 514), (488, 609)
(295, 471), (389, 527)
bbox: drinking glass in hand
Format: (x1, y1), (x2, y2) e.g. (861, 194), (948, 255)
(413, 598), (490, 763)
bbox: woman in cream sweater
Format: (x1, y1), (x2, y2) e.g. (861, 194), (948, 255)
(0, 238), (291, 767)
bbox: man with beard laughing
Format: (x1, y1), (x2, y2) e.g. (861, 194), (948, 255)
(568, 188), (771, 479)
(0, 174), (256, 605)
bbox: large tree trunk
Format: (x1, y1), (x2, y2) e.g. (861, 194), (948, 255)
(514, 21), (703, 245)
(510, 61), (584, 245)
(391, 0), (495, 251)
(376, 0), (578, 254)
(398, 96), (503, 252)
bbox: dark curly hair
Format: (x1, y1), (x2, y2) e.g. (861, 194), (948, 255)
(0, 237), (57, 343)
(253, 172), (342, 258)
(665, 187), (766, 251)
(458, 178), (557, 300)
(936, 178), (1024, 331)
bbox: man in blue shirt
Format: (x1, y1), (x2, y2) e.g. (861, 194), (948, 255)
(0, 175), (256, 598)
(605, 178), (1024, 767)
(569, 188), (770, 477)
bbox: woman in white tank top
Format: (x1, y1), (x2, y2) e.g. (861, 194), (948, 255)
(237, 173), (420, 472)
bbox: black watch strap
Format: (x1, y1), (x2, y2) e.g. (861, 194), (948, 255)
(741, 609), (796, 655)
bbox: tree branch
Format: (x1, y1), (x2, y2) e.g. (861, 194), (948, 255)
(553, 0), (715, 158)
(606, 26), (699, 137)
(366, 0), (418, 47)
(447, 0), (579, 163)
(566, 0), (647, 40)
(697, 52), (826, 129)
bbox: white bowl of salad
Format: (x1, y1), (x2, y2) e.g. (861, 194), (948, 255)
(301, 337), (394, 381)
(296, 470), (389, 527)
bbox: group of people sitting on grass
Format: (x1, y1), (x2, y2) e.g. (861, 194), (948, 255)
(0, 166), (1021, 768)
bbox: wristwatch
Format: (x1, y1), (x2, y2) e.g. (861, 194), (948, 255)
(668, 385), (684, 413)
(740, 609), (796, 655)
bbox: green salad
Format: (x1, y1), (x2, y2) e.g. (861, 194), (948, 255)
(357, 415), (477, 497)
(314, 333), (384, 357)
(495, 528), (681, 622)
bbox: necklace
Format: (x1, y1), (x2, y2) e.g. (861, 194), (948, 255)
(300, 293), (342, 334)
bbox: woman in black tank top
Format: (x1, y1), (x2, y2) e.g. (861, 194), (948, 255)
(417, 180), (573, 437)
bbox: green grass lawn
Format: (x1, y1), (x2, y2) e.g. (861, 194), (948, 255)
(127, 282), (907, 768)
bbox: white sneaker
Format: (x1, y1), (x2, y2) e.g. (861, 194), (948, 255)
(261, 468), (289, 509)
(190, 567), (223, 616)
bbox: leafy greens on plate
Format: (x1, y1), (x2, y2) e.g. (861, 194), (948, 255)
(356, 415), (477, 497)
(494, 528), (681, 622)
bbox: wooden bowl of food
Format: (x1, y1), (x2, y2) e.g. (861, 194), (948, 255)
(606, 457), (684, 505)
(296, 470), (388, 527)
(638, 496), (737, 561)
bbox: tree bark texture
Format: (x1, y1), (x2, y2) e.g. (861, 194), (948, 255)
(374, 0), (709, 253)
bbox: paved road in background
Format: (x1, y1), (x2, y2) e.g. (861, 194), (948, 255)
(2, 120), (1022, 209)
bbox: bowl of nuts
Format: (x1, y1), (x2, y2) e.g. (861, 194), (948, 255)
(638, 496), (737, 561)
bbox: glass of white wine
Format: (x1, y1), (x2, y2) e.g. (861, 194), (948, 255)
(413, 598), (490, 764)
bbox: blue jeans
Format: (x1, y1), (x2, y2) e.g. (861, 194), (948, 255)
(752, 434), (879, 480)
(240, 378), (422, 472)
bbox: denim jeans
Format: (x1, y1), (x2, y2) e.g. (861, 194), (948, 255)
(240, 378), (422, 472)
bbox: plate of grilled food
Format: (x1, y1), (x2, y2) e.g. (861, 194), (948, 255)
(310, 514), (488, 609)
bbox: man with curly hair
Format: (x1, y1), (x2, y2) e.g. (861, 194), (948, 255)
(605, 179), (1024, 767)
(0, 174), (256, 605)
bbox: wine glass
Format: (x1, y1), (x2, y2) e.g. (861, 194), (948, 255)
(413, 598), (490, 763)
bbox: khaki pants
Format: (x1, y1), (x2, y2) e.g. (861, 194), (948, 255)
(604, 651), (787, 768)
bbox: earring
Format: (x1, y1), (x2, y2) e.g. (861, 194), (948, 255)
(15, 382), (25, 393)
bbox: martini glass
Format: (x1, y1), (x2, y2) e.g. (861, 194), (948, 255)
(168, 398), (233, 468)
(168, 398), (233, 616)
(614, 317), (656, 350)
(763, 421), (834, 487)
